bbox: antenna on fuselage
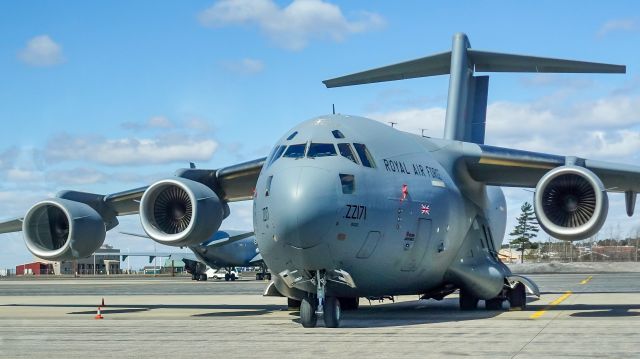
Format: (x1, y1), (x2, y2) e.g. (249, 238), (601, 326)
(388, 121), (397, 128)
(322, 33), (625, 145)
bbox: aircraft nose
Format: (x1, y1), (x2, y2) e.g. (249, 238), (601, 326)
(269, 166), (338, 249)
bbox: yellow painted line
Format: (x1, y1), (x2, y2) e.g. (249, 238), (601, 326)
(579, 275), (593, 285)
(529, 290), (572, 319)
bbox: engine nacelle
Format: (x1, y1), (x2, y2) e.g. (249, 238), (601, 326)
(534, 166), (608, 241)
(139, 177), (224, 247)
(22, 198), (106, 261)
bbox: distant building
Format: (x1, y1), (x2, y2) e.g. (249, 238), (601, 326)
(163, 258), (186, 274)
(41, 244), (122, 275)
(16, 262), (53, 276)
(498, 248), (536, 263)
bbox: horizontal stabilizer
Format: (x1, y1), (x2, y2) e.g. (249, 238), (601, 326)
(323, 33), (627, 145)
(323, 49), (625, 88)
(468, 50), (626, 73)
(323, 51), (451, 88)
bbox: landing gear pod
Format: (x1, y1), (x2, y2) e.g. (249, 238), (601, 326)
(534, 166), (608, 241)
(139, 177), (224, 247)
(22, 198), (106, 261)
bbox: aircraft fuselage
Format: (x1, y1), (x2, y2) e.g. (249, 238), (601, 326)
(253, 115), (506, 299)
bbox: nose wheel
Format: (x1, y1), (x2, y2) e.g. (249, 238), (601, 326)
(300, 296), (317, 328)
(299, 270), (342, 328)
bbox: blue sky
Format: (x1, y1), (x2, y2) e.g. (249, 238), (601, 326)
(1, 0), (639, 268)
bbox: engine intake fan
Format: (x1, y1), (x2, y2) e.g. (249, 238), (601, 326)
(140, 177), (224, 247)
(534, 166), (608, 241)
(22, 198), (106, 261)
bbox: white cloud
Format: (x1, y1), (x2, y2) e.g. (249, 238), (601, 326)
(44, 133), (218, 166)
(0, 147), (19, 170)
(199, 0), (385, 50)
(6, 168), (44, 183)
(17, 35), (65, 67)
(46, 168), (107, 186)
(184, 118), (212, 132)
(367, 107), (446, 138)
(368, 95), (640, 162)
(221, 58), (265, 74)
(122, 116), (174, 131)
(598, 18), (638, 38)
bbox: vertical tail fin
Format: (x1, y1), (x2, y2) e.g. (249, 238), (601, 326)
(323, 33), (625, 144)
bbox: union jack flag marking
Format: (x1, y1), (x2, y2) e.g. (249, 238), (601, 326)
(421, 204), (430, 215)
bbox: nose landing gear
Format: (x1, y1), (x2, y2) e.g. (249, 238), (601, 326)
(299, 270), (342, 328)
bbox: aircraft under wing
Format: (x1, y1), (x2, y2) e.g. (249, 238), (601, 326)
(121, 230), (255, 248)
(462, 143), (640, 193)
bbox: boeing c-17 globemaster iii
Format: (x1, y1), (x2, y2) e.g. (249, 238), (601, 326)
(0, 33), (635, 328)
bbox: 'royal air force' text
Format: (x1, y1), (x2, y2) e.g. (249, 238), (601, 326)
(382, 159), (442, 180)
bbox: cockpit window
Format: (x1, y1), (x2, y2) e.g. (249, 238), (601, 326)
(332, 130), (345, 139)
(307, 143), (337, 158)
(353, 143), (376, 168)
(268, 145), (287, 167)
(283, 143), (307, 158)
(286, 131), (298, 141)
(337, 143), (358, 164)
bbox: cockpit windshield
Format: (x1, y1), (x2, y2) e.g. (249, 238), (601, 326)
(307, 143), (337, 158)
(267, 145), (287, 167)
(337, 143), (358, 164)
(283, 143), (307, 159)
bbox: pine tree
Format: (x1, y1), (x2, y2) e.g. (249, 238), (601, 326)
(509, 202), (540, 263)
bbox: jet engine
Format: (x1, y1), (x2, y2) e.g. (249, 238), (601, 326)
(22, 198), (106, 261)
(139, 177), (224, 247)
(534, 166), (608, 241)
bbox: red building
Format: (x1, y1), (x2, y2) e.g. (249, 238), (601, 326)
(16, 262), (53, 276)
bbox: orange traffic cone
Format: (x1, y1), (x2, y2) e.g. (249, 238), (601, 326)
(95, 306), (104, 319)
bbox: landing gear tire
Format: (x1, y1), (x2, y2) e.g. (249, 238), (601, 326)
(485, 297), (503, 310)
(300, 296), (317, 328)
(224, 273), (230, 281)
(508, 283), (527, 309)
(287, 298), (301, 310)
(338, 297), (359, 311)
(256, 273), (263, 280)
(191, 273), (197, 281)
(230, 274), (236, 281)
(265, 273), (272, 280)
(459, 288), (479, 311)
(199, 274), (208, 281)
(323, 296), (341, 328)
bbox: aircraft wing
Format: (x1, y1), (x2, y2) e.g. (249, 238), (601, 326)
(0, 157), (265, 234)
(461, 143), (640, 193)
(0, 218), (22, 233)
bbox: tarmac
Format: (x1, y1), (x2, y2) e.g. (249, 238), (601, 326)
(1, 273), (639, 358)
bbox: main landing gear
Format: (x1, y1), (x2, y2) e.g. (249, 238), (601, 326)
(458, 282), (528, 311)
(299, 270), (342, 328)
(224, 267), (237, 281)
(255, 264), (272, 281)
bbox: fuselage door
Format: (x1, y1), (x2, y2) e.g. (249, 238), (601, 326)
(400, 218), (432, 272)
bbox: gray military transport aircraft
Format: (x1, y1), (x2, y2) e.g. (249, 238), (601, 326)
(0, 33), (635, 328)
(117, 229), (268, 281)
